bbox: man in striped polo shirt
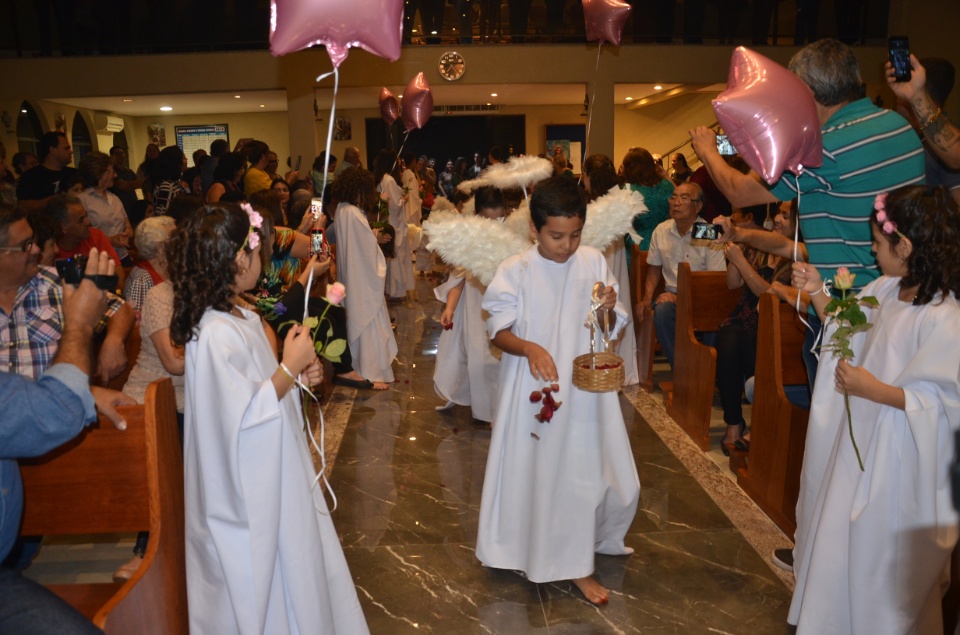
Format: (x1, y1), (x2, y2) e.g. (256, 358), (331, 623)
(690, 38), (924, 386)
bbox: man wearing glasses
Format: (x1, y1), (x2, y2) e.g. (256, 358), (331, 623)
(637, 182), (725, 369)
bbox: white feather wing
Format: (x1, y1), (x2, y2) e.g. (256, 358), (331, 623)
(423, 213), (529, 286)
(582, 186), (647, 251)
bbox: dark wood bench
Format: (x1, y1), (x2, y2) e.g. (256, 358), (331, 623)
(630, 246), (663, 393)
(736, 294), (810, 537)
(666, 262), (741, 451)
(19, 378), (187, 634)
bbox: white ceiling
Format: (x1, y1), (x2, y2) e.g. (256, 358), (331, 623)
(47, 83), (726, 117)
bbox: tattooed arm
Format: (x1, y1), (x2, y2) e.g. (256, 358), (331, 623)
(886, 55), (960, 169)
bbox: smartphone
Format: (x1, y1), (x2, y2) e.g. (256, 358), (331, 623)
(889, 36), (911, 82)
(310, 197), (323, 220)
(716, 135), (737, 156)
(310, 229), (324, 255)
(692, 221), (721, 241)
(295, 155), (302, 171)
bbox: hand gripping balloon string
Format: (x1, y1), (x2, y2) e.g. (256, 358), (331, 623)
(315, 67), (340, 218)
(289, 367), (338, 514)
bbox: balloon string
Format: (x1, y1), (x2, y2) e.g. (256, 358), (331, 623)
(392, 130), (411, 173)
(581, 42), (601, 176)
(790, 170), (819, 361)
(315, 66), (340, 218)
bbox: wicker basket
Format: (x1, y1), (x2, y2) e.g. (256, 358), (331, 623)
(572, 351), (624, 393)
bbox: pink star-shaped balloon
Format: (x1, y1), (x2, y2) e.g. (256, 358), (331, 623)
(713, 47), (822, 184)
(583, 0), (632, 46)
(270, 0), (404, 67)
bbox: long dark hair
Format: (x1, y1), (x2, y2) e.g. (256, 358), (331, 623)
(168, 204), (253, 345)
(871, 185), (960, 305)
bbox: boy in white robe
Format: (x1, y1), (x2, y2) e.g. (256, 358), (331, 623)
(476, 176), (640, 604)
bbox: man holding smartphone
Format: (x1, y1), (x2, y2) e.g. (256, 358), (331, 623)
(690, 38), (923, 388)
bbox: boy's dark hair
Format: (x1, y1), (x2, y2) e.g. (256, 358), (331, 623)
(331, 167), (375, 209)
(28, 209), (62, 246)
(529, 176), (587, 231)
(871, 184), (960, 306)
(473, 186), (505, 214)
(38, 131), (66, 161)
(210, 139), (229, 157)
(156, 146), (185, 181)
(166, 194), (204, 226)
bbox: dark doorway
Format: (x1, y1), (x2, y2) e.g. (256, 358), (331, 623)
(365, 114), (526, 168)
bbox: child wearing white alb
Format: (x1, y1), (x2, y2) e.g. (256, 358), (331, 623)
(476, 176), (640, 605)
(789, 185), (960, 634)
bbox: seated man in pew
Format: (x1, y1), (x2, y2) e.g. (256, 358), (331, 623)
(0, 247), (133, 634)
(636, 182), (726, 368)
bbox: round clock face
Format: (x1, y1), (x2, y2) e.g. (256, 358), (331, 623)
(438, 51), (465, 82)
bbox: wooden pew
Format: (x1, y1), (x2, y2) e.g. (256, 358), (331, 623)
(19, 379), (187, 634)
(736, 294), (809, 536)
(630, 246), (663, 393)
(666, 262), (741, 450)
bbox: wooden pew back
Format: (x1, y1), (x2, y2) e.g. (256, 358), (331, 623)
(19, 379), (187, 634)
(736, 294), (809, 536)
(630, 245), (664, 392)
(666, 262), (741, 450)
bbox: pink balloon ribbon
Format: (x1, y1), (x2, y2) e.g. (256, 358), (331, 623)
(583, 0), (632, 46)
(380, 87), (400, 126)
(270, 0), (404, 67)
(401, 73), (434, 132)
(712, 47), (823, 184)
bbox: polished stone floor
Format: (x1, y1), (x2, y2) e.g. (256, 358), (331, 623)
(332, 280), (794, 634)
(26, 278), (795, 633)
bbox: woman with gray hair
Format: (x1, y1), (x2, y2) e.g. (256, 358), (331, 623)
(122, 215), (176, 317)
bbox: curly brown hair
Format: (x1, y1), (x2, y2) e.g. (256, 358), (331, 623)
(621, 147), (662, 187)
(330, 166), (376, 210)
(168, 204), (254, 345)
(871, 185), (960, 306)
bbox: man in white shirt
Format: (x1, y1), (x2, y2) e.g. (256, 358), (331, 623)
(637, 182), (726, 368)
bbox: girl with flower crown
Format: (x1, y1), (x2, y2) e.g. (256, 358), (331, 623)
(788, 185), (960, 634)
(168, 203), (369, 634)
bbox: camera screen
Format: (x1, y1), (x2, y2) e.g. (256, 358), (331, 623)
(716, 135), (737, 156)
(693, 223), (718, 240)
(310, 231), (324, 254)
(310, 198), (323, 219)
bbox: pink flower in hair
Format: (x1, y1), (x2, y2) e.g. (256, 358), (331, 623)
(247, 231), (260, 251)
(882, 221), (896, 235)
(874, 192), (887, 214)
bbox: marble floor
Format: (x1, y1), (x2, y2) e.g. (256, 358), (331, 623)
(27, 277), (798, 634)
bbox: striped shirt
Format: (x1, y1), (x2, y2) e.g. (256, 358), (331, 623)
(0, 266), (124, 379)
(770, 98), (924, 291)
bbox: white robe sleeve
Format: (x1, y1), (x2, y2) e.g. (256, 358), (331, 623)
(482, 257), (523, 339)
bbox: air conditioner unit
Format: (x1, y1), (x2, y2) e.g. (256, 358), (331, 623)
(94, 114), (124, 133)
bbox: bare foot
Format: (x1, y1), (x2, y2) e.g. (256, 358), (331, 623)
(371, 381), (390, 390)
(572, 576), (608, 605)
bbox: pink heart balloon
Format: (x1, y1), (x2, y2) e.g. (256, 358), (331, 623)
(583, 0), (632, 46)
(270, 0), (404, 68)
(712, 47), (822, 184)
(380, 87), (400, 126)
(401, 73), (434, 132)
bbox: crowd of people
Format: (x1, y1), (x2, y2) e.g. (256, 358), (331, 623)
(1, 37), (960, 634)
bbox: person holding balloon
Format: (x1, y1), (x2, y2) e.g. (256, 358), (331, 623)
(690, 38), (924, 392)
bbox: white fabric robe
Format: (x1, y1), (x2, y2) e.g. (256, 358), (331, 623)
(401, 168), (421, 225)
(380, 174), (415, 298)
(476, 245), (641, 583)
(604, 238), (639, 386)
(789, 277), (960, 634)
(433, 271), (501, 422)
(334, 202), (398, 383)
(183, 308), (369, 635)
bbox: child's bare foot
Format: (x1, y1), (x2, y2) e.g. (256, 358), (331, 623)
(572, 576), (608, 605)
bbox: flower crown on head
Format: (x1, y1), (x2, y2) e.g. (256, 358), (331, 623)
(239, 202), (263, 253)
(874, 193), (906, 239)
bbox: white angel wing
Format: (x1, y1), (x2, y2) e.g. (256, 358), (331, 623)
(581, 186), (647, 250)
(423, 213), (529, 286)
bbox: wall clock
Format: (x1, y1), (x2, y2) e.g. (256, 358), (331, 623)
(438, 51), (465, 82)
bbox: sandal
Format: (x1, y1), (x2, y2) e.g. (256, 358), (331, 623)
(333, 376), (375, 389)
